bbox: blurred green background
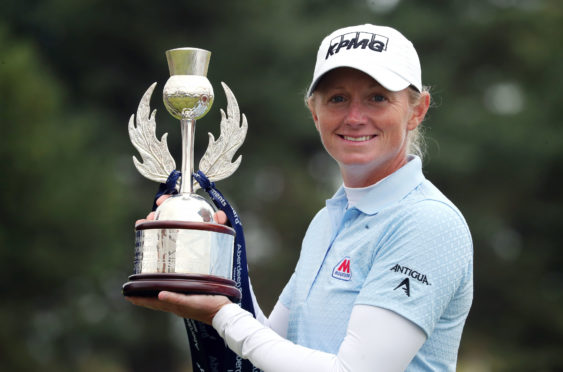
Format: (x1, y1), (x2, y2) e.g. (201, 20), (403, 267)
(1, 0), (562, 371)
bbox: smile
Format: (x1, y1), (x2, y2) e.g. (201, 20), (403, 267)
(340, 135), (376, 142)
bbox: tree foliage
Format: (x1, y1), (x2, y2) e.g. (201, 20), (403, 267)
(1, 0), (562, 370)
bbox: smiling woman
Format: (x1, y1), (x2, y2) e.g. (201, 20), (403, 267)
(127, 23), (473, 372)
(307, 68), (430, 187)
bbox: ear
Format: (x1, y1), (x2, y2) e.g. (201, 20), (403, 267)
(407, 92), (430, 131)
(307, 96), (320, 131)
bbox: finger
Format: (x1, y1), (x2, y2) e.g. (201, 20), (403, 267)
(158, 291), (231, 323)
(135, 218), (147, 226)
(136, 211), (155, 226)
(158, 291), (187, 304)
(156, 194), (171, 206)
(157, 291), (210, 308)
(156, 292), (208, 320)
(213, 211), (228, 224)
(125, 296), (170, 312)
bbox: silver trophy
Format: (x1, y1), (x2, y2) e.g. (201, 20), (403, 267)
(122, 48), (247, 301)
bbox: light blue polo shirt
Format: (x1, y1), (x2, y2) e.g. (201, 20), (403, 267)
(279, 156), (473, 371)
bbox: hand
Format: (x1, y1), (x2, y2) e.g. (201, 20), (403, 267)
(135, 195), (228, 225)
(126, 291), (232, 325)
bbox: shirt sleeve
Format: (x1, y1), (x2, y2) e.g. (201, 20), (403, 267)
(212, 303), (426, 372)
(355, 199), (473, 336)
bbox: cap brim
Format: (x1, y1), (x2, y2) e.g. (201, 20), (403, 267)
(307, 61), (412, 96)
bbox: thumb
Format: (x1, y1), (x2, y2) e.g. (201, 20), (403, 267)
(213, 210), (228, 225)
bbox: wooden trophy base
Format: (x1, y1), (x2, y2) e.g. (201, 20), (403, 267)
(122, 273), (241, 303)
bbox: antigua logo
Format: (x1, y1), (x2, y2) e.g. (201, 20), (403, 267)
(389, 264), (431, 286)
(332, 257), (352, 281)
(394, 278), (411, 297)
(326, 31), (389, 60)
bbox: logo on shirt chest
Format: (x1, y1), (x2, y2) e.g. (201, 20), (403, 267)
(332, 256), (352, 281)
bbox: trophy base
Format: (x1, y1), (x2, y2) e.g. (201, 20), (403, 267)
(122, 273), (241, 303)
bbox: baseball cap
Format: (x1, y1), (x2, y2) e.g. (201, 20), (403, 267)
(307, 24), (422, 95)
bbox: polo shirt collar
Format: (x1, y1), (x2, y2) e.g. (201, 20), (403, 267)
(326, 155), (426, 217)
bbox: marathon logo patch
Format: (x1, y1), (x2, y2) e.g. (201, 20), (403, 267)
(332, 256), (352, 281)
(325, 31), (389, 60)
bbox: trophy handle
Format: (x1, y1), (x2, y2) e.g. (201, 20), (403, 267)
(128, 83), (177, 184)
(195, 82), (248, 191)
(128, 82), (247, 190)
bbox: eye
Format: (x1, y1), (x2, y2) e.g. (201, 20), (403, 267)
(371, 94), (387, 102)
(328, 95), (346, 103)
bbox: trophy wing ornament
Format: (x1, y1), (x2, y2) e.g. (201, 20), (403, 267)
(195, 82), (248, 191)
(128, 82), (176, 184)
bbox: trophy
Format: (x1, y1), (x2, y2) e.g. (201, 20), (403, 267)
(122, 48), (247, 302)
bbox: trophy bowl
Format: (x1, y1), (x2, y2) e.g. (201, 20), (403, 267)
(122, 203), (241, 302)
(122, 48), (246, 302)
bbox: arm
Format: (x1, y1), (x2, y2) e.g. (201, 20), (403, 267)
(127, 293), (424, 371)
(250, 279), (289, 338)
(253, 299), (290, 338)
(213, 303), (426, 372)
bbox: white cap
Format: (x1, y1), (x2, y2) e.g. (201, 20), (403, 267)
(307, 24), (422, 95)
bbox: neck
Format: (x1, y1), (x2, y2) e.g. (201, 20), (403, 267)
(340, 155), (408, 188)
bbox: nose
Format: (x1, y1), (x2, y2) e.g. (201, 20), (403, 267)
(344, 100), (366, 127)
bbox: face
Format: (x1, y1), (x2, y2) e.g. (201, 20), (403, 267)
(308, 68), (429, 187)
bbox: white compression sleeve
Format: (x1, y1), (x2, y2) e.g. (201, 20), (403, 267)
(212, 303), (426, 372)
(261, 301), (289, 338)
(249, 279), (267, 324)
(249, 281), (289, 338)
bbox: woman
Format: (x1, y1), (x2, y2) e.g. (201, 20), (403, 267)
(128, 24), (473, 371)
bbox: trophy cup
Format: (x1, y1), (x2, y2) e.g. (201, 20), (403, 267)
(122, 48), (247, 302)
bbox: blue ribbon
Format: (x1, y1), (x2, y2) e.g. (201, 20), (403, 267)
(193, 171), (256, 316)
(155, 170), (258, 372)
(151, 170), (180, 211)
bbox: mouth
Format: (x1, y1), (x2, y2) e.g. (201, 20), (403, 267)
(339, 135), (376, 142)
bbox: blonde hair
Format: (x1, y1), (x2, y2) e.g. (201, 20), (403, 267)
(407, 86), (431, 160)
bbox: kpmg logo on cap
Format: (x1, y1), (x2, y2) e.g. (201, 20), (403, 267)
(325, 31), (389, 60)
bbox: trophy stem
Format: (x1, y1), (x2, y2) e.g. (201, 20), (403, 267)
(180, 118), (196, 194)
